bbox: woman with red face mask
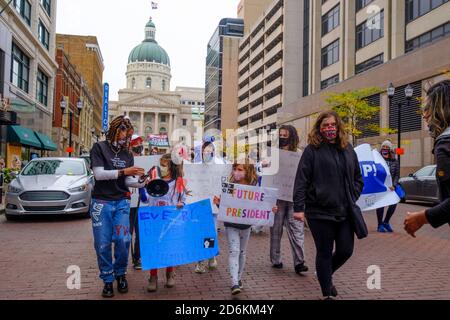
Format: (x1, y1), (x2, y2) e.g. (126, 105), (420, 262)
(293, 110), (364, 300)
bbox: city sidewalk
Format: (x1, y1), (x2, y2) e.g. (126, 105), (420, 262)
(0, 202), (449, 300)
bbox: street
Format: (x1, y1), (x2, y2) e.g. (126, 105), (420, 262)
(0, 202), (449, 300)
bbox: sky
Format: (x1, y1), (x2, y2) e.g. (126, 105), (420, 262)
(56, 0), (241, 100)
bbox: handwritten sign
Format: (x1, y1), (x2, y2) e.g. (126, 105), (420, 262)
(130, 155), (162, 208)
(138, 199), (219, 270)
(218, 182), (278, 227)
(184, 163), (232, 213)
(261, 150), (302, 202)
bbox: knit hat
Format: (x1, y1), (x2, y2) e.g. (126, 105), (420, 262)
(381, 140), (393, 150)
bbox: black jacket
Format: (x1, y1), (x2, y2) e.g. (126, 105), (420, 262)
(426, 133), (450, 228)
(293, 142), (364, 219)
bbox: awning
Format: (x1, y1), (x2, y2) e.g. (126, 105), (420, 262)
(7, 125), (42, 149)
(10, 97), (36, 113)
(34, 131), (57, 151)
(0, 110), (17, 125)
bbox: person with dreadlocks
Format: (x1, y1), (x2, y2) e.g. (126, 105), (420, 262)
(140, 153), (190, 292)
(90, 115), (147, 298)
(405, 80), (450, 237)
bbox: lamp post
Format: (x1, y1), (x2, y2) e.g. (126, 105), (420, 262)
(61, 97), (83, 157)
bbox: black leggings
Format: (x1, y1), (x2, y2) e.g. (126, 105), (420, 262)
(308, 218), (354, 297)
(376, 204), (397, 225)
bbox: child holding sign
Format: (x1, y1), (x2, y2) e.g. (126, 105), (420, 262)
(214, 162), (278, 295)
(140, 154), (189, 293)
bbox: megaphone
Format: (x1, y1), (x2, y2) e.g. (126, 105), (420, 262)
(140, 166), (169, 198)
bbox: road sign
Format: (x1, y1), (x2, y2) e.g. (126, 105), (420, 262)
(102, 83), (109, 132)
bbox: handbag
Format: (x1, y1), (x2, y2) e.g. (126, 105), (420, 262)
(395, 184), (406, 200)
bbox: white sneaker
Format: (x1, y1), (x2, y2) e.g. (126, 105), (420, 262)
(194, 262), (207, 274)
(208, 257), (218, 270)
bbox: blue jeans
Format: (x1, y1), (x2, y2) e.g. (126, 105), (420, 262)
(91, 198), (131, 283)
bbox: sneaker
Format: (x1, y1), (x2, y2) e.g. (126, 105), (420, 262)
(383, 223), (394, 233)
(116, 275), (128, 294)
(166, 271), (176, 288)
(102, 282), (114, 298)
(239, 280), (243, 290)
(194, 262), (207, 274)
(147, 276), (158, 292)
(331, 286), (338, 297)
(272, 263), (283, 269)
(377, 224), (387, 233)
(231, 285), (241, 295)
(295, 263), (309, 274)
(133, 260), (142, 270)
(208, 257), (218, 270)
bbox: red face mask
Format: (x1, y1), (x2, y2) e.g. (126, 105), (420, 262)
(321, 127), (337, 141)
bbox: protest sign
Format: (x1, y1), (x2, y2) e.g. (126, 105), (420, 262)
(261, 150), (302, 202)
(218, 182), (278, 227)
(130, 155), (162, 208)
(138, 199), (219, 270)
(148, 134), (170, 148)
(355, 144), (401, 211)
(184, 163), (232, 213)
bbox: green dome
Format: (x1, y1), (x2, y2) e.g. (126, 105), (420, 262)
(128, 40), (170, 66)
(146, 20), (156, 28)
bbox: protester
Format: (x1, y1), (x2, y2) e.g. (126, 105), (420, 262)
(151, 147), (159, 155)
(376, 140), (400, 233)
(90, 116), (146, 298)
(405, 80), (450, 236)
(129, 135), (146, 270)
(270, 125), (309, 274)
(141, 153), (189, 292)
(214, 161), (278, 295)
(293, 110), (364, 300)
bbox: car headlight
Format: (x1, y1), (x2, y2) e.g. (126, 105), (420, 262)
(69, 184), (88, 193)
(8, 184), (23, 194)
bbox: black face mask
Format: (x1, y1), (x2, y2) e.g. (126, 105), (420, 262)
(279, 138), (290, 148)
(132, 146), (144, 155)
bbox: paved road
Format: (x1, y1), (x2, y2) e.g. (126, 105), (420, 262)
(0, 202), (449, 300)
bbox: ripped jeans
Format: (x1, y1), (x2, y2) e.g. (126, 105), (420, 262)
(91, 198), (131, 283)
(225, 227), (251, 287)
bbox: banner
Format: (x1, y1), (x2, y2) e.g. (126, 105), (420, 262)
(218, 182), (278, 227)
(261, 150), (302, 202)
(130, 155), (162, 208)
(148, 134), (170, 148)
(184, 163), (232, 213)
(355, 144), (400, 211)
(138, 199), (219, 270)
(102, 83), (109, 133)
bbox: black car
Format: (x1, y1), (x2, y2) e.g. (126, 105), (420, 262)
(399, 165), (439, 204)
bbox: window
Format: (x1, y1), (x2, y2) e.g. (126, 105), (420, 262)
(0, 50), (4, 97)
(414, 166), (436, 177)
(146, 77), (151, 88)
(355, 53), (384, 74)
(406, 0), (449, 23)
(321, 74), (339, 90)
(321, 39), (340, 69)
(356, 10), (384, 50)
(322, 4), (340, 36)
(145, 127), (153, 136)
(160, 127), (167, 134)
(11, 43), (30, 93)
(36, 68), (48, 106)
(38, 20), (50, 50)
(39, 0), (51, 16)
(13, 0), (31, 26)
(389, 81), (422, 133)
(182, 119), (187, 126)
(356, 0), (374, 12)
(160, 115), (167, 123)
(405, 21), (450, 53)
(162, 80), (166, 91)
(132, 78), (136, 89)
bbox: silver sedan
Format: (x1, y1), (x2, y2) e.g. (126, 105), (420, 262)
(399, 165), (439, 204)
(5, 158), (94, 220)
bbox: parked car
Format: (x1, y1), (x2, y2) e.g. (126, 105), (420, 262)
(5, 158), (94, 220)
(399, 165), (440, 204)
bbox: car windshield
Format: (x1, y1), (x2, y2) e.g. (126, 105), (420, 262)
(21, 160), (86, 176)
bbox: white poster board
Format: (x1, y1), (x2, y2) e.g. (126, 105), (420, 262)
(130, 155), (162, 208)
(218, 182), (278, 227)
(184, 163), (233, 213)
(261, 149), (302, 202)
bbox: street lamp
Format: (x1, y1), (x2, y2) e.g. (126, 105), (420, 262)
(61, 97), (83, 157)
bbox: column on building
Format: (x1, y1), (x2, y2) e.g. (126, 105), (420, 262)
(140, 112), (145, 137)
(169, 113), (173, 135)
(154, 112), (159, 134)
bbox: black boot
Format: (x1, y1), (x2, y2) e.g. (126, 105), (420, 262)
(116, 275), (128, 294)
(102, 282), (114, 298)
(295, 263), (309, 274)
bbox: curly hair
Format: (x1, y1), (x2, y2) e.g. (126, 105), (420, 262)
(308, 110), (349, 149)
(279, 125), (300, 151)
(106, 116), (134, 149)
(423, 80), (450, 138)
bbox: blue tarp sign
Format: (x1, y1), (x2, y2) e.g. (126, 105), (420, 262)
(102, 83), (109, 133)
(138, 199), (219, 270)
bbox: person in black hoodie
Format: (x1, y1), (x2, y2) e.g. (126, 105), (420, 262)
(405, 80), (450, 236)
(293, 110), (364, 300)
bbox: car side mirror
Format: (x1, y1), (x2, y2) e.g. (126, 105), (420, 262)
(409, 173), (414, 177)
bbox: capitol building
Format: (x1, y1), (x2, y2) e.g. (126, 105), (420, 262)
(110, 18), (204, 154)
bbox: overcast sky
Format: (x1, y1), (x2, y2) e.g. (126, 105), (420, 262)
(56, 0), (240, 100)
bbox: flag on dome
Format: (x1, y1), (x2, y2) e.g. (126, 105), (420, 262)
(151, 2), (158, 9)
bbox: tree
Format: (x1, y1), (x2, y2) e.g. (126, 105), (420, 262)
(325, 87), (395, 145)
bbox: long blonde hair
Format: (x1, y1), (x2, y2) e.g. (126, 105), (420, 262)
(423, 80), (450, 138)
